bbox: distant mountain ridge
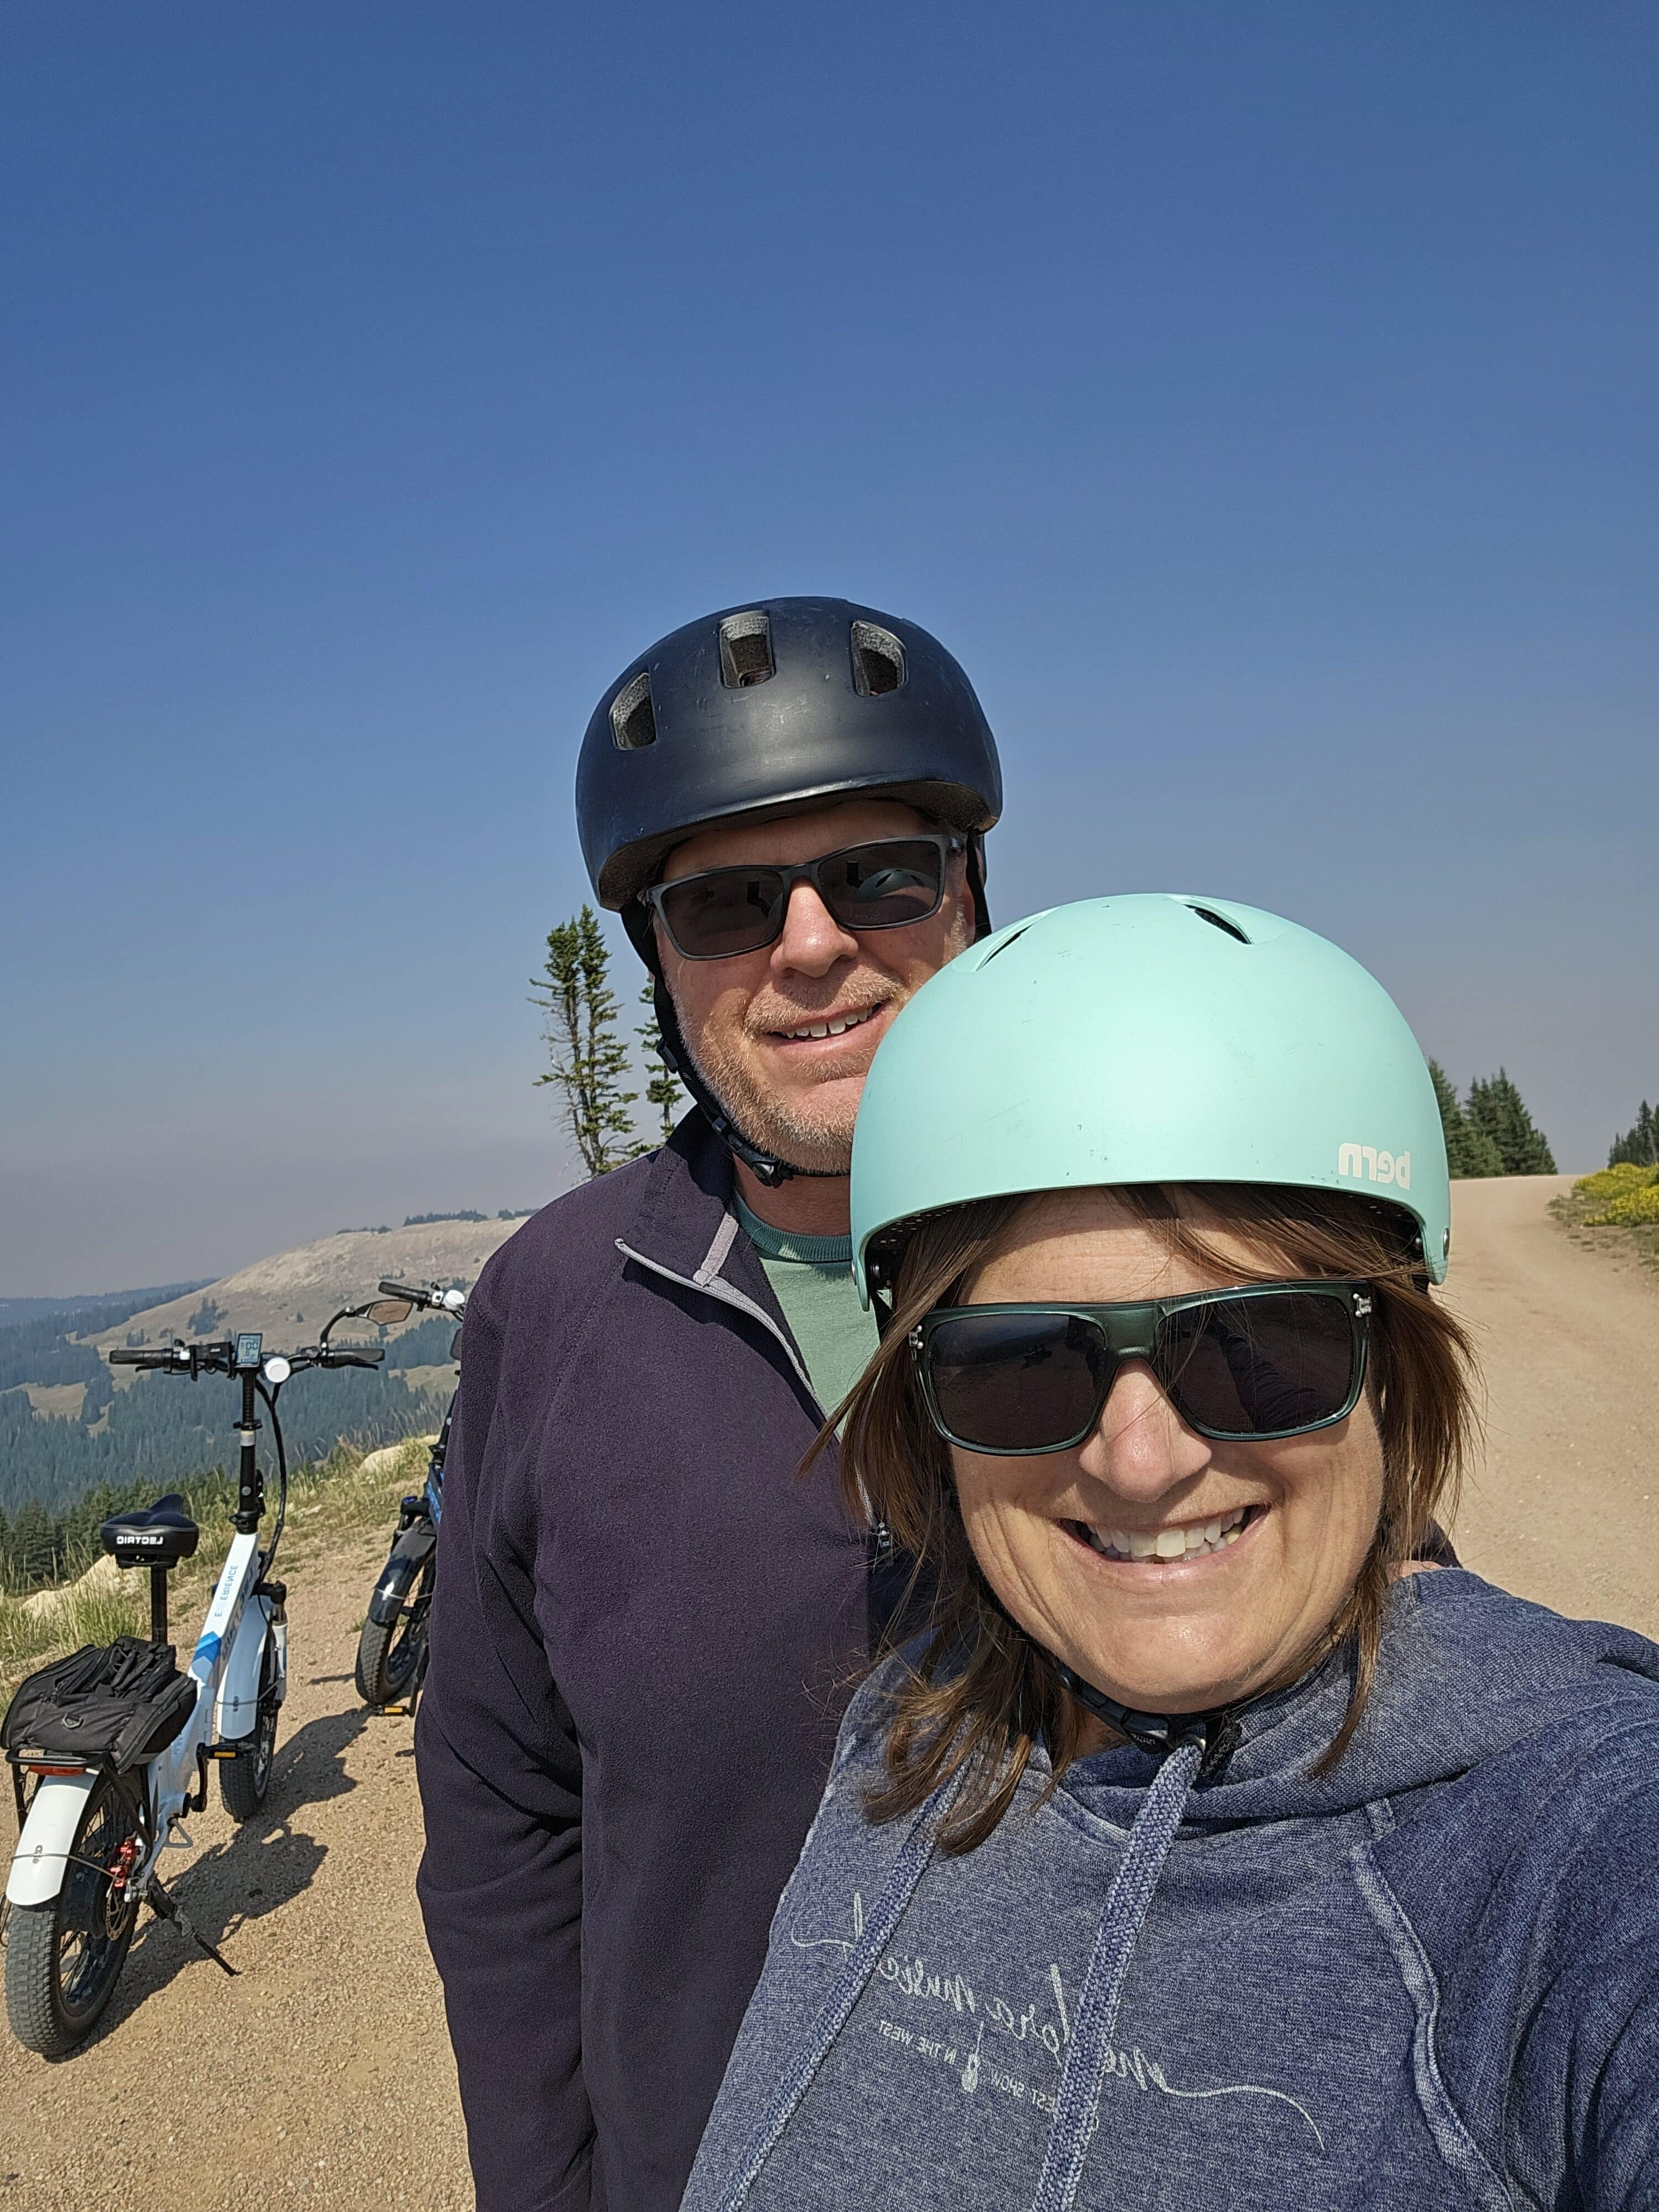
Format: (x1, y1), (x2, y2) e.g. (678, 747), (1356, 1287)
(0, 1285), (210, 1332)
(91, 1218), (528, 1354)
(0, 1214), (536, 1527)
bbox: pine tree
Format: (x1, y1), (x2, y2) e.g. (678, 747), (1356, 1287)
(1609, 1101), (1659, 1169)
(531, 906), (639, 1176)
(1465, 1069), (1557, 1177)
(637, 981), (686, 1145)
(1427, 1060), (1503, 1178)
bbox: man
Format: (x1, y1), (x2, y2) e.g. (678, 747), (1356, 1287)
(415, 598), (1003, 2211)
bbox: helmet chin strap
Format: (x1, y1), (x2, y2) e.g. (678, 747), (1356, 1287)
(649, 972), (838, 1187)
(1049, 1658), (1240, 1778)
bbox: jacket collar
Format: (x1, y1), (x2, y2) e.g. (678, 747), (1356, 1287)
(619, 1108), (739, 1281)
(614, 1111), (823, 1409)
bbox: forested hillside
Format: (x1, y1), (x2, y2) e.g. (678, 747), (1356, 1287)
(0, 1303), (452, 1526)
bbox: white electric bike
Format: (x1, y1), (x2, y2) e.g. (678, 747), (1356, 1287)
(2, 1295), (405, 2056)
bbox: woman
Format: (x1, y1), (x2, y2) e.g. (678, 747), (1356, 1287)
(683, 895), (1659, 2212)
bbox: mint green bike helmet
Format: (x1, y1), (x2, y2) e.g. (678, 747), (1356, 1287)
(852, 894), (1452, 1301)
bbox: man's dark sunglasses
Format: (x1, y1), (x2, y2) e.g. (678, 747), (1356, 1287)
(912, 1281), (1373, 1455)
(639, 834), (963, 962)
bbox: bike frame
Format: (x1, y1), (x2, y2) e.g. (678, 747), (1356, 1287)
(6, 1546), (279, 1910)
(6, 1366), (285, 1912)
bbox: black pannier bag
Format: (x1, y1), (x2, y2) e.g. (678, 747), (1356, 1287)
(2, 1636), (197, 1772)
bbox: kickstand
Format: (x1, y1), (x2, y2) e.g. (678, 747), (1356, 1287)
(147, 1875), (238, 1976)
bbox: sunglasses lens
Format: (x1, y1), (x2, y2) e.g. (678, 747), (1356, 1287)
(927, 1311), (1108, 1453)
(658, 868), (785, 958)
(1160, 1293), (1356, 1437)
(817, 841), (946, 930)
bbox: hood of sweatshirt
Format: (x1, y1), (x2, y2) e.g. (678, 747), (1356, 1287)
(1053, 1566), (1659, 1832)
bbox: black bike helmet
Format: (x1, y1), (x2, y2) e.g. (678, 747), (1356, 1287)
(575, 596), (1003, 1184)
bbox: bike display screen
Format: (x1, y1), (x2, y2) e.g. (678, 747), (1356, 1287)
(234, 1332), (263, 1369)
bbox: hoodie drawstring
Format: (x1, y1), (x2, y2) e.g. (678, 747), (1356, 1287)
(1026, 1736), (1204, 2212)
(716, 1733), (1202, 2212)
(713, 1768), (964, 2212)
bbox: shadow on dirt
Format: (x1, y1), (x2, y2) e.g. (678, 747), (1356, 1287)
(66, 1702), (373, 2050)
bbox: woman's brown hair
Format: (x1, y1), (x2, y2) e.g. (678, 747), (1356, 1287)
(829, 1182), (1479, 1855)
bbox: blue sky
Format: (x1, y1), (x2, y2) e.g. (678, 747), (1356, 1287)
(4, 2), (1655, 1293)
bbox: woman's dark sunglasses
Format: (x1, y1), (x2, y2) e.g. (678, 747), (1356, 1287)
(639, 834), (963, 962)
(912, 1282), (1373, 1455)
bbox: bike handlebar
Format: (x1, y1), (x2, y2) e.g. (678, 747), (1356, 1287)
(106, 1339), (385, 1376)
(377, 1277), (465, 1312)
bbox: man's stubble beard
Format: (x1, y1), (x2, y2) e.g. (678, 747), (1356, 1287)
(680, 1021), (859, 1176)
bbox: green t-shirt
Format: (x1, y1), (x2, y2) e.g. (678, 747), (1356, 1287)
(733, 1193), (880, 1420)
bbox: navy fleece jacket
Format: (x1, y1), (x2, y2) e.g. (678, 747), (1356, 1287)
(415, 1115), (901, 2211)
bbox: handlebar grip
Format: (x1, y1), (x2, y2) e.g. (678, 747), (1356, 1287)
(377, 1279), (429, 1302)
(321, 1347), (385, 1368)
(108, 1347), (174, 1368)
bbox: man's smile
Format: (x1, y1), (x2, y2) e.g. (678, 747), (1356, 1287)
(768, 1004), (885, 1045)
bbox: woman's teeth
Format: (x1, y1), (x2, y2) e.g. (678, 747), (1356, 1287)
(781, 1008), (877, 1041)
(1078, 1507), (1250, 1563)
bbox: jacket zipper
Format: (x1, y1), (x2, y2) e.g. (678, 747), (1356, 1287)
(615, 1228), (894, 1563)
(613, 1236), (819, 1407)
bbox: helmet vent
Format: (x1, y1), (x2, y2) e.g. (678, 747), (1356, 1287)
(718, 611), (775, 689)
(975, 922), (1031, 969)
(851, 621), (906, 696)
(1188, 904), (1250, 945)
(611, 671), (657, 751)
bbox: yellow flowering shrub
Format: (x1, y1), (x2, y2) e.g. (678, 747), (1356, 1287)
(1575, 1161), (1659, 1225)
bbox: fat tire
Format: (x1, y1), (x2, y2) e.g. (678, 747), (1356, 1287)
(220, 1640), (280, 1822)
(4, 1778), (140, 2056)
(5, 1904), (71, 2056)
(354, 1559), (432, 1707)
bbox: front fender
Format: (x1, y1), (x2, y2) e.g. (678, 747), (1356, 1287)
(367, 1521), (436, 1627)
(6, 1771), (97, 1907)
(213, 1595), (275, 1742)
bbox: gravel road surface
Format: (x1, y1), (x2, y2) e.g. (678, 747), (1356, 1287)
(1442, 1175), (1659, 1639)
(2, 1173), (1652, 2205)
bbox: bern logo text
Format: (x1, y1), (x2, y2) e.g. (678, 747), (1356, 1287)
(1337, 1143), (1411, 1190)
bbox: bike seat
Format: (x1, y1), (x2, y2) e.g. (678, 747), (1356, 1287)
(100, 1493), (201, 1570)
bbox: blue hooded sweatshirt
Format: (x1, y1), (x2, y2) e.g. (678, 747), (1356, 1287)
(681, 1570), (1659, 2211)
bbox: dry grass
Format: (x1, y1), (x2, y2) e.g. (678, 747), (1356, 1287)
(0, 1436), (434, 1709)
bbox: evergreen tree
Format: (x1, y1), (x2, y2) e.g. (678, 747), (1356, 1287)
(635, 981), (686, 1146)
(1465, 1069), (1557, 1176)
(1608, 1101), (1659, 1169)
(1428, 1060), (1503, 1178)
(2, 1496), (64, 1586)
(531, 906), (639, 1176)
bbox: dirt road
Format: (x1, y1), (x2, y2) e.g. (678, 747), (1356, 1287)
(1, 1174), (1653, 2206)
(1442, 1175), (1659, 1640)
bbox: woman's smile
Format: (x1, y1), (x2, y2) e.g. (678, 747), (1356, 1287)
(1062, 1499), (1265, 1572)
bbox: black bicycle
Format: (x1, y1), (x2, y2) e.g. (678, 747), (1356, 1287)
(353, 1279), (465, 1711)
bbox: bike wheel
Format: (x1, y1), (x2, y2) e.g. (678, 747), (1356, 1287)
(5, 1775), (142, 2056)
(354, 1557), (434, 1707)
(220, 1640), (280, 1822)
